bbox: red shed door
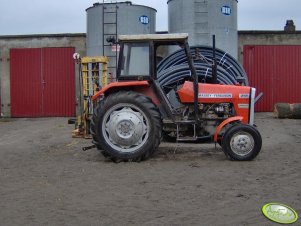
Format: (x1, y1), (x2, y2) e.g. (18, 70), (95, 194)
(244, 45), (301, 112)
(10, 49), (43, 117)
(10, 48), (75, 117)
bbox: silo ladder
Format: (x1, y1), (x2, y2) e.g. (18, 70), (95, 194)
(102, 0), (118, 82)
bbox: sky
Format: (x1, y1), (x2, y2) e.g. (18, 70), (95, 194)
(0, 0), (300, 35)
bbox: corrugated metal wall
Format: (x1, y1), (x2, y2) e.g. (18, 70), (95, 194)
(244, 45), (301, 112)
(10, 47), (75, 117)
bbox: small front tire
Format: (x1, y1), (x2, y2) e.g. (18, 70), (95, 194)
(221, 124), (262, 161)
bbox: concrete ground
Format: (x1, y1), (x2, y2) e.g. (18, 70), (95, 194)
(0, 113), (300, 226)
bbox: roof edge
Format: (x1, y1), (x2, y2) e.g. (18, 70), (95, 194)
(118, 33), (188, 41)
(238, 30), (301, 35)
(0, 33), (86, 39)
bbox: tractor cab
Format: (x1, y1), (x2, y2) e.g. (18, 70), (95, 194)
(117, 33), (194, 82)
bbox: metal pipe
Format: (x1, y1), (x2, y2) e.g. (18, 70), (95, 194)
(184, 40), (199, 121)
(212, 35), (217, 84)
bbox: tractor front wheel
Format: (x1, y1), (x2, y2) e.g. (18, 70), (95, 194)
(221, 124), (262, 161)
(91, 91), (162, 162)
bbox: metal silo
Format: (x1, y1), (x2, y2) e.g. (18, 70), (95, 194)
(86, 1), (156, 79)
(168, 0), (238, 59)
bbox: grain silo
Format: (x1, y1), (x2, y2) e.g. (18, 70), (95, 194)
(86, 1), (156, 78)
(168, 0), (238, 59)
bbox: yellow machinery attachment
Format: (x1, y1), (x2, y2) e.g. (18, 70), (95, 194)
(72, 56), (108, 138)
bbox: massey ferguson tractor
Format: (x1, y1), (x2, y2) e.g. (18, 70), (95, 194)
(90, 33), (262, 162)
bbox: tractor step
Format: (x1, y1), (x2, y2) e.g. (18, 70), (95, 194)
(176, 123), (198, 141)
(175, 120), (197, 124)
(177, 136), (198, 142)
(176, 135), (212, 143)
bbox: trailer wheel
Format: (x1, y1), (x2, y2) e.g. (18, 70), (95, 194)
(221, 124), (262, 161)
(91, 91), (162, 162)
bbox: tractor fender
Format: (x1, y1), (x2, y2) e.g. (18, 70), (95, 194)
(92, 81), (150, 101)
(213, 116), (243, 142)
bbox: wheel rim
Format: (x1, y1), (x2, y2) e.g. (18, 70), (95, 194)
(102, 103), (149, 153)
(230, 131), (255, 156)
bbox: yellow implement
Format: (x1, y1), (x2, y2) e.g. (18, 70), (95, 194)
(73, 56), (108, 138)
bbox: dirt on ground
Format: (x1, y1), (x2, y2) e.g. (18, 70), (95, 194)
(0, 113), (300, 226)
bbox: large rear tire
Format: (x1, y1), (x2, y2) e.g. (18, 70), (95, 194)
(91, 91), (162, 162)
(221, 124), (262, 161)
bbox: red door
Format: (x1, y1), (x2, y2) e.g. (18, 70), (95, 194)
(244, 45), (301, 112)
(42, 48), (76, 117)
(10, 48), (75, 117)
(10, 49), (43, 117)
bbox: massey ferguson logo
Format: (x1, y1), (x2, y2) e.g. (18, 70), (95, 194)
(199, 93), (232, 98)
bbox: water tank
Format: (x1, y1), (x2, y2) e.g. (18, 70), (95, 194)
(86, 1), (156, 78)
(168, 0), (238, 59)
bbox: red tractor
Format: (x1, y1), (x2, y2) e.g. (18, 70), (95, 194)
(90, 33), (262, 162)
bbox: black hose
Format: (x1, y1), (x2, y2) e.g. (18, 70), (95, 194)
(157, 46), (248, 88)
(158, 63), (235, 86)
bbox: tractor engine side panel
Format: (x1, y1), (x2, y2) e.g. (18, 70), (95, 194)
(177, 81), (252, 124)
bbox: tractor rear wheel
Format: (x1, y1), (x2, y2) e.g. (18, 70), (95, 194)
(91, 91), (162, 162)
(221, 124), (262, 161)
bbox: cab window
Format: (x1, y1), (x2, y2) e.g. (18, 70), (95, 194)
(120, 42), (150, 77)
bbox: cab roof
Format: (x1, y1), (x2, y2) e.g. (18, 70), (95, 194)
(118, 33), (189, 42)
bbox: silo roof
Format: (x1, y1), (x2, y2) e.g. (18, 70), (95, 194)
(86, 1), (157, 12)
(168, 0), (238, 3)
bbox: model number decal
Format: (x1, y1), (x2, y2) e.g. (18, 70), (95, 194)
(239, 94), (250, 98)
(238, 104), (249, 109)
(199, 93), (232, 98)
